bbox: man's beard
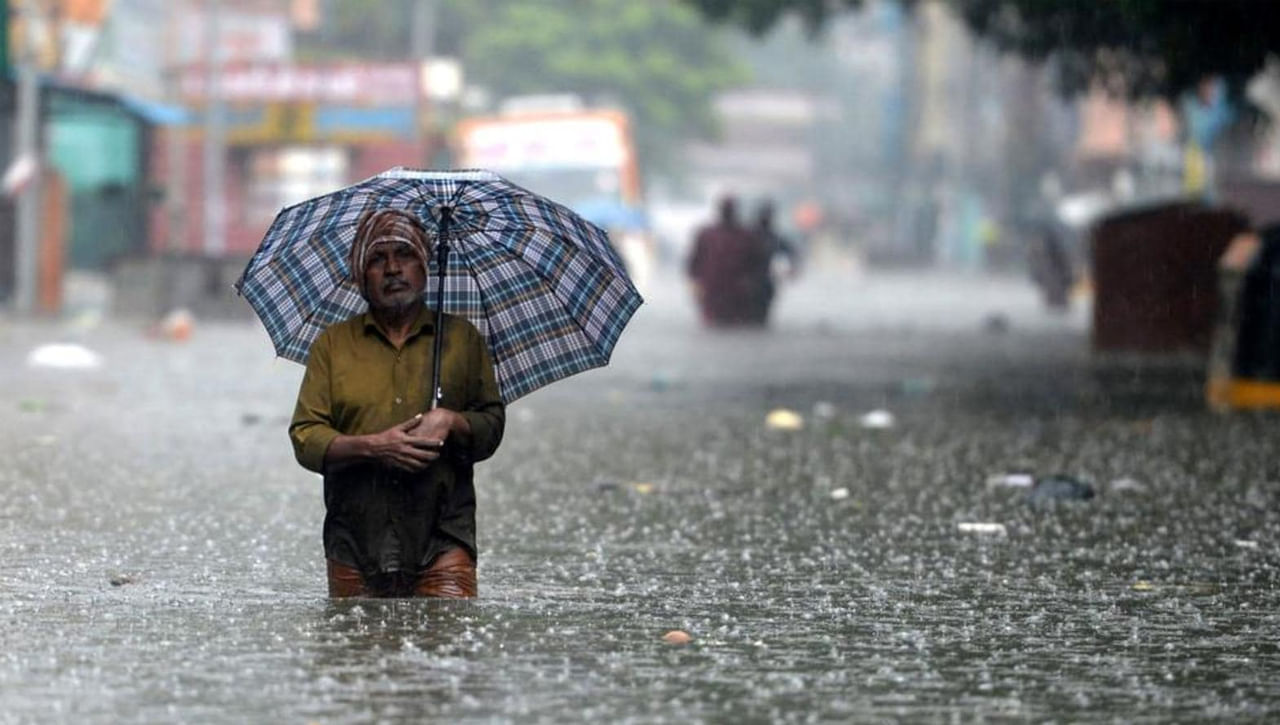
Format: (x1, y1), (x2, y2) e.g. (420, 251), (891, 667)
(384, 294), (419, 316)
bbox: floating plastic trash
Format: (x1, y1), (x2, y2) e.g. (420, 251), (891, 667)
(985, 473), (1035, 489)
(1234, 540), (1259, 550)
(629, 482), (655, 495)
(829, 487), (850, 501)
(26, 343), (103, 369)
(957, 522), (1007, 536)
(858, 409), (895, 429)
(765, 409), (805, 431)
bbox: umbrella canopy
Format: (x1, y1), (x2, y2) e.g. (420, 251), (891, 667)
(235, 168), (643, 402)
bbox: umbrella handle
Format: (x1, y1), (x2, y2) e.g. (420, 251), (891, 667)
(429, 206), (453, 410)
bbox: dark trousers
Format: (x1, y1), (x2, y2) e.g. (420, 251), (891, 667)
(326, 547), (477, 598)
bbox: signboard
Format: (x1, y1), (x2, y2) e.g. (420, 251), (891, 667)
(192, 103), (417, 144)
(181, 63), (421, 105)
(461, 115), (628, 170)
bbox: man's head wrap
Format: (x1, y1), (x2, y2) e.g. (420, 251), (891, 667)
(349, 208), (432, 298)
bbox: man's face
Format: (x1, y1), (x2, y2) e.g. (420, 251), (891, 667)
(364, 242), (428, 313)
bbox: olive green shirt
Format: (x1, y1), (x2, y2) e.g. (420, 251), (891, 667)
(289, 306), (505, 576)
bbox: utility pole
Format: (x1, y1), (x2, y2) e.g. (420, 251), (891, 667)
(411, 0), (436, 160)
(12, 0), (43, 314)
(201, 0), (226, 256)
(411, 0), (437, 60)
(164, 1), (187, 253)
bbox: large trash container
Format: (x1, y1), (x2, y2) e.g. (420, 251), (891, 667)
(1207, 225), (1280, 410)
(1091, 201), (1248, 354)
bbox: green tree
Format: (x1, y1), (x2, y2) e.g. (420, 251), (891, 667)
(454, 0), (748, 171)
(302, 0), (748, 172)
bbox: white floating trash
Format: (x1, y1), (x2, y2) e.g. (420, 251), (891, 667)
(957, 522), (1007, 536)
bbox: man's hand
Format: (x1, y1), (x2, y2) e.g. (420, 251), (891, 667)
(407, 407), (466, 444)
(367, 414), (444, 473)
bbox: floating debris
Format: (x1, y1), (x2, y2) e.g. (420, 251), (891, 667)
(1233, 540), (1260, 550)
(1131, 580), (1218, 596)
(1108, 477), (1148, 494)
(629, 482), (655, 495)
(765, 409), (805, 431)
(1026, 474), (1095, 504)
(985, 472), (1035, 490)
(957, 522), (1007, 536)
(109, 574), (136, 587)
(661, 630), (692, 645)
(858, 409), (895, 429)
(829, 487), (850, 501)
(26, 343), (103, 370)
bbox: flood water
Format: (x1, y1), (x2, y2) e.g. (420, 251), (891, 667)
(1, 268), (1277, 722)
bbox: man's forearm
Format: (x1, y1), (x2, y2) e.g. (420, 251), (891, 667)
(323, 433), (374, 470)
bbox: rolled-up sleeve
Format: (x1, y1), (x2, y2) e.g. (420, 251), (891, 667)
(458, 324), (505, 463)
(289, 330), (341, 473)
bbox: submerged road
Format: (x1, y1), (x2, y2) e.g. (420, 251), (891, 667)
(0, 266), (1276, 722)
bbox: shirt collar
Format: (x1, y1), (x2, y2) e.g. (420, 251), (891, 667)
(360, 304), (436, 341)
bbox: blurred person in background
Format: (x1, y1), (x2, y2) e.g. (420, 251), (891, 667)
(748, 198), (800, 325)
(289, 209), (505, 598)
(686, 194), (767, 327)
(1028, 219), (1074, 312)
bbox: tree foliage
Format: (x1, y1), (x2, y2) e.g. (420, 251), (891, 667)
(679, 0), (865, 36)
(303, 0), (748, 171)
(684, 0), (1280, 102)
(455, 0), (748, 167)
(951, 0), (1280, 101)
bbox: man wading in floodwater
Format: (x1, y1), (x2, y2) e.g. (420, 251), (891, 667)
(289, 209), (505, 598)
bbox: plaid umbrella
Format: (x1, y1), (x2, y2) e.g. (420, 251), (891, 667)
(235, 168), (643, 403)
